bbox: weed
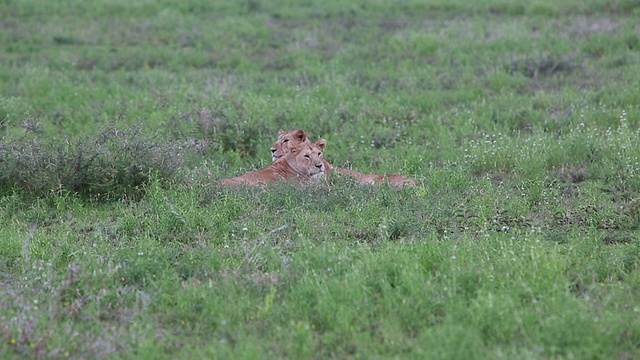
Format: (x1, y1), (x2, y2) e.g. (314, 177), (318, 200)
(507, 55), (577, 78)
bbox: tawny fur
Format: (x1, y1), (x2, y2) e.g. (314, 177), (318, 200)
(271, 129), (333, 174)
(271, 129), (416, 187)
(220, 141), (326, 187)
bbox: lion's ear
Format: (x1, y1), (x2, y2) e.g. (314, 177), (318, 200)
(278, 129), (286, 135)
(293, 130), (307, 142)
(315, 139), (327, 151)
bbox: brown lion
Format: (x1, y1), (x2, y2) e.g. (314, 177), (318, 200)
(219, 140), (327, 187)
(271, 129), (416, 187)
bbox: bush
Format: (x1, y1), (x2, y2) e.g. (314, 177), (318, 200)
(0, 120), (189, 200)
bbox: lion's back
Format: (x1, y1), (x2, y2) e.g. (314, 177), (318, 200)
(218, 168), (278, 186)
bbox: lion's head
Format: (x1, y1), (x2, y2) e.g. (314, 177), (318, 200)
(271, 129), (314, 162)
(284, 139), (327, 181)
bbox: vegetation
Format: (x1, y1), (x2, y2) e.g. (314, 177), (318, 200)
(1, 0), (639, 358)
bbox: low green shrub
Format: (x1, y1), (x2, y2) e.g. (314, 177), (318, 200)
(0, 120), (189, 200)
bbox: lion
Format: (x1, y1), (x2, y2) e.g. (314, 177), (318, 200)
(271, 129), (314, 162)
(219, 139), (327, 187)
(271, 129), (416, 187)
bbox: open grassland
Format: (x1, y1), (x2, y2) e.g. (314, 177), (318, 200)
(2, 0), (640, 358)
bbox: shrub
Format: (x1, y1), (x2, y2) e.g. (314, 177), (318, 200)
(0, 120), (189, 200)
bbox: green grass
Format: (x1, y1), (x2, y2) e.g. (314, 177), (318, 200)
(2, 0), (640, 358)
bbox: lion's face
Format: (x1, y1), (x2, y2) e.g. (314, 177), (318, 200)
(287, 140), (327, 180)
(271, 129), (313, 162)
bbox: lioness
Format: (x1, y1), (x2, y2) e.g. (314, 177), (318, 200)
(271, 129), (416, 187)
(219, 140), (327, 187)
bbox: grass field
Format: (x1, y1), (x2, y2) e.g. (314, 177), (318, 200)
(2, 0), (640, 358)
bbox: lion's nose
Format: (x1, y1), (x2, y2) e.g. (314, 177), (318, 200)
(315, 163), (324, 170)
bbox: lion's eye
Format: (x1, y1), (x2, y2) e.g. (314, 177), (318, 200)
(304, 154), (310, 158)
(283, 139), (289, 143)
